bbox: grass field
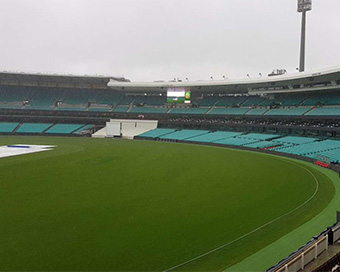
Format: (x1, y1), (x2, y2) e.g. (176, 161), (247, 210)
(0, 136), (336, 271)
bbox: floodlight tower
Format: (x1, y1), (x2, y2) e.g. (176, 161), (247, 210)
(297, 0), (312, 72)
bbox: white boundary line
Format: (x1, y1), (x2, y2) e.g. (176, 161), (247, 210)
(163, 160), (320, 271)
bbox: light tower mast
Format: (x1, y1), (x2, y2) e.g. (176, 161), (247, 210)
(297, 0), (312, 72)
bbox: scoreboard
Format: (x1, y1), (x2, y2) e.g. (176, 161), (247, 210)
(167, 88), (191, 104)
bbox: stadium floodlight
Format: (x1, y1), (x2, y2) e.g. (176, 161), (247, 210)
(297, 0), (312, 72)
(297, 0), (312, 12)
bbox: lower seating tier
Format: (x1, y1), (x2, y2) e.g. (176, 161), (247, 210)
(137, 128), (340, 164)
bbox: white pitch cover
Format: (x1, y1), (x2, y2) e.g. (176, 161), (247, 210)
(0, 144), (55, 159)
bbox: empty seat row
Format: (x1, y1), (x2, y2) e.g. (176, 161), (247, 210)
(137, 128), (340, 164)
(0, 122), (93, 135)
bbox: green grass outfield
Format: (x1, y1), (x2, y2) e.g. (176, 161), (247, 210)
(0, 136), (337, 271)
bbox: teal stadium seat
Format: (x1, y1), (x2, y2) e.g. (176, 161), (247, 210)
(245, 108), (269, 115)
(215, 97), (247, 107)
(17, 123), (53, 133)
(28, 88), (64, 110)
(159, 129), (210, 140)
(273, 136), (317, 145)
(129, 107), (169, 114)
(73, 125), (94, 134)
(244, 141), (280, 149)
(57, 107), (87, 111)
(118, 96), (135, 105)
(208, 108), (250, 115)
(198, 97), (219, 106)
(0, 122), (20, 133)
(242, 97), (264, 106)
(213, 137), (259, 146)
(62, 89), (96, 105)
(0, 87), (28, 102)
(305, 107), (340, 116)
(138, 128), (177, 138)
(266, 107), (311, 116)
(169, 108), (209, 115)
(88, 107), (112, 112)
(133, 96), (166, 106)
(95, 91), (122, 105)
(188, 131), (243, 143)
(237, 133), (280, 140)
(45, 124), (85, 134)
(113, 106), (130, 113)
(281, 97), (305, 106)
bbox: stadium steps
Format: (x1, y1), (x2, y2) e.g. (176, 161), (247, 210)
(43, 123), (56, 133)
(13, 123), (22, 133)
(45, 124), (85, 134)
(73, 124), (94, 134)
(127, 104), (133, 113)
(205, 107), (214, 114)
(245, 108), (270, 116)
(138, 128), (178, 138)
(0, 122), (21, 133)
(302, 107), (315, 115)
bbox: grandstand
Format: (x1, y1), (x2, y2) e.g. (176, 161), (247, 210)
(137, 128), (340, 163)
(2, 67), (340, 272)
(1, 67), (340, 145)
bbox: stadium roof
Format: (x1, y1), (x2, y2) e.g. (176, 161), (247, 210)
(0, 70), (130, 89)
(108, 66), (340, 95)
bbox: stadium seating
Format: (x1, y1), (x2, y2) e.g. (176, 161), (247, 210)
(188, 131), (243, 143)
(73, 125), (94, 134)
(208, 108), (250, 115)
(302, 95), (340, 106)
(138, 128), (177, 138)
(0, 86), (28, 102)
(88, 107), (112, 112)
(45, 124), (85, 134)
(0, 122), (20, 133)
(245, 108), (269, 115)
(259, 99), (277, 106)
(113, 106), (130, 113)
(17, 123), (53, 133)
(118, 96), (135, 105)
(281, 97), (305, 106)
(276, 139), (340, 157)
(62, 89), (95, 105)
(266, 107), (311, 116)
(159, 129), (210, 140)
(133, 96), (166, 106)
(237, 133), (280, 140)
(213, 137), (259, 146)
(28, 88), (64, 110)
(169, 108), (209, 115)
(129, 107), (169, 114)
(0, 103), (23, 109)
(57, 106), (87, 111)
(136, 128), (340, 164)
(315, 149), (340, 163)
(305, 107), (340, 116)
(242, 97), (264, 106)
(215, 97), (247, 107)
(95, 91), (122, 105)
(244, 141), (280, 149)
(198, 96), (219, 106)
(273, 136), (317, 145)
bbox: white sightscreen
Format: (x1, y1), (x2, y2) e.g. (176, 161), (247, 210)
(106, 122), (121, 137)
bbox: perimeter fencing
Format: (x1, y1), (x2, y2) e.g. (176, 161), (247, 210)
(267, 220), (340, 272)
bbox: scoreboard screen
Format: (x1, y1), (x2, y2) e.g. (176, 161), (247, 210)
(167, 88), (191, 104)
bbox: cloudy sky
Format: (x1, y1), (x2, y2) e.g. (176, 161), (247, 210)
(0, 0), (339, 81)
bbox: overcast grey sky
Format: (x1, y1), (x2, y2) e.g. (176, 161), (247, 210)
(0, 0), (339, 81)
